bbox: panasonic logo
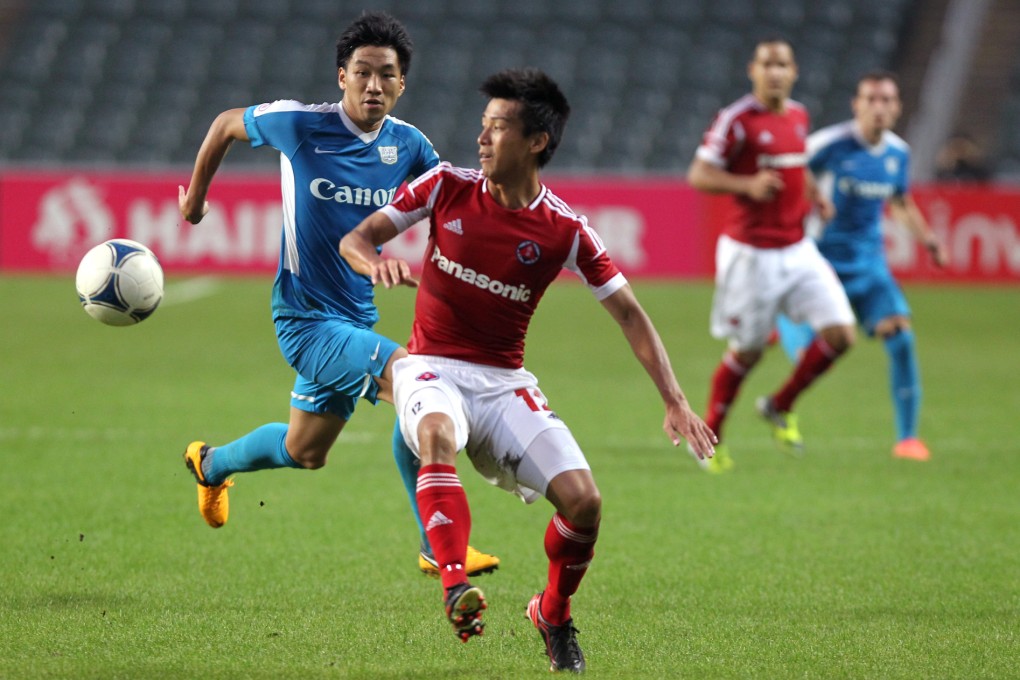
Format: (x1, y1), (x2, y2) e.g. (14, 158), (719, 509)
(310, 179), (397, 207)
(757, 152), (807, 169)
(430, 245), (532, 302)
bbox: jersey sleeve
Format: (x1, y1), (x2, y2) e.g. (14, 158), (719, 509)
(695, 109), (740, 168)
(806, 131), (830, 174)
(244, 100), (318, 156)
(379, 162), (447, 232)
(410, 131), (441, 178)
(896, 149), (911, 197)
(807, 122), (850, 176)
(564, 219), (627, 300)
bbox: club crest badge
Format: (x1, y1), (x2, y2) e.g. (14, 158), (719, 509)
(378, 146), (398, 164)
(516, 240), (541, 265)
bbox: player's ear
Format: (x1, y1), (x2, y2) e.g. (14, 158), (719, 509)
(397, 74), (406, 97)
(338, 67), (347, 92)
(530, 131), (550, 157)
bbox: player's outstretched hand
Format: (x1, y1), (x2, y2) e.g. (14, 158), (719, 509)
(371, 258), (419, 289)
(926, 236), (950, 268)
(747, 169), (784, 202)
(814, 194), (836, 222)
(179, 185), (210, 224)
(663, 400), (717, 460)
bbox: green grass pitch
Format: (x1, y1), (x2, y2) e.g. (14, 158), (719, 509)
(1, 275), (1017, 679)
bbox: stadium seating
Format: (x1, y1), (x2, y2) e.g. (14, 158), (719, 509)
(0, 0), (920, 172)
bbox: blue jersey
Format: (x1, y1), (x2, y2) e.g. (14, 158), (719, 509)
(244, 100), (439, 325)
(808, 121), (910, 276)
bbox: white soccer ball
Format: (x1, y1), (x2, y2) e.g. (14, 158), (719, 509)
(75, 239), (164, 326)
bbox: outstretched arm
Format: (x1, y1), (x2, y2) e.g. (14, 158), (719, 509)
(339, 211), (418, 289)
(688, 156), (784, 202)
(179, 108), (249, 224)
(599, 284), (717, 458)
(889, 193), (948, 268)
(805, 169), (835, 222)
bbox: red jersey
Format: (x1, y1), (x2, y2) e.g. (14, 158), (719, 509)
(696, 94), (811, 248)
(381, 163), (626, 368)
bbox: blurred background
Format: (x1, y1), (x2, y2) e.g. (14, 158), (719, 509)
(1, 0), (1016, 284)
(0, 0), (1011, 181)
(4, 9), (1020, 680)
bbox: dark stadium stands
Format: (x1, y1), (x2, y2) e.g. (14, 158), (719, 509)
(0, 0), (930, 172)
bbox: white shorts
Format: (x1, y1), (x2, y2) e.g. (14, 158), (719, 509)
(710, 235), (854, 351)
(392, 355), (590, 503)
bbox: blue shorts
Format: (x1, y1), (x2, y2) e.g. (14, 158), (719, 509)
(275, 316), (401, 421)
(837, 266), (910, 336)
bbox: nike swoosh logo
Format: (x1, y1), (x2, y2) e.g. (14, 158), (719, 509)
(370, 342), (380, 361)
(314, 146), (342, 154)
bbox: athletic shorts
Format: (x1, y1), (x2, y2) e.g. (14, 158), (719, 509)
(392, 355), (590, 503)
(710, 235), (855, 351)
(837, 265), (911, 336)
(275, 316), (400, 421)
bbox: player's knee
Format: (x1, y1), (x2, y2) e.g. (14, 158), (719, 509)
(416, 413), (458, 465)
(562, 488), (602, 528)
(731, 348), (762, 369)
(822, 324), (856, 353)
(283, 433), (331, 469)
(286, 444), (329, 469)
(876, 316), (910, 338)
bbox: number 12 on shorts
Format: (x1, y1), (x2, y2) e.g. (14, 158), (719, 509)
(515, 388), (551, 412)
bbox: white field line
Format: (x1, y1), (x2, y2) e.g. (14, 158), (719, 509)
(161, 277), (222, 306)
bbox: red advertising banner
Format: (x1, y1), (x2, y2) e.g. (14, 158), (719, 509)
(0, 170), (710, 278)
(0, 170), (282, 274)
(1, 169), (1018, 283)
(904, 186), (1020, 282)
(542, 176), (710, 278)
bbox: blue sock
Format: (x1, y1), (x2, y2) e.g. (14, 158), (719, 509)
(884, 329), (921, 441)
(776, 314), (815, 364)
(392, 418), (428, 553)
(203, 423), (299, 485)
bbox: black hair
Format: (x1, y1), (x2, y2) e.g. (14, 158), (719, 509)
(336, 11), (413, 75)
(751, 34), (794, 59)
(479, 68), (570, 167)
(857, 69), (900, 90)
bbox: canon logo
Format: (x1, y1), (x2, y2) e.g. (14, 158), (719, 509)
(838, 177), (896, 199)
(310, 179), (396, 207)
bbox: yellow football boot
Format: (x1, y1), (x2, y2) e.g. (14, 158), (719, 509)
(183, 441), (233, 528)
(419, 545), (501, 578)
(688, 441), (735, 473)
(755, 396), (804, 456)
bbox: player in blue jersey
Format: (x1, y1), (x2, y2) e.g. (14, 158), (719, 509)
(776, 71), (948, 461)
(177, 11), (499, 575)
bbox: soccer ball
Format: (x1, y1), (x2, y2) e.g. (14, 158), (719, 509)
(75, 239), (164, 326)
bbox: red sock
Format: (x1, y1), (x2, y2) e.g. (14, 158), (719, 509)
(541, 513), (598, 626)
(705, 352), (748, 440)
(416, 464), (471, 591)
(773, 337), (841, 412)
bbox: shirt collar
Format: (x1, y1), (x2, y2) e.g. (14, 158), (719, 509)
(339, 101), (384, 144)
(852, 121), (889, 154)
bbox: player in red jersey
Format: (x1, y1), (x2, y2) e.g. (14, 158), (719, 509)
(341, 68), (716, 672)
(686, 37), (856, 472)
